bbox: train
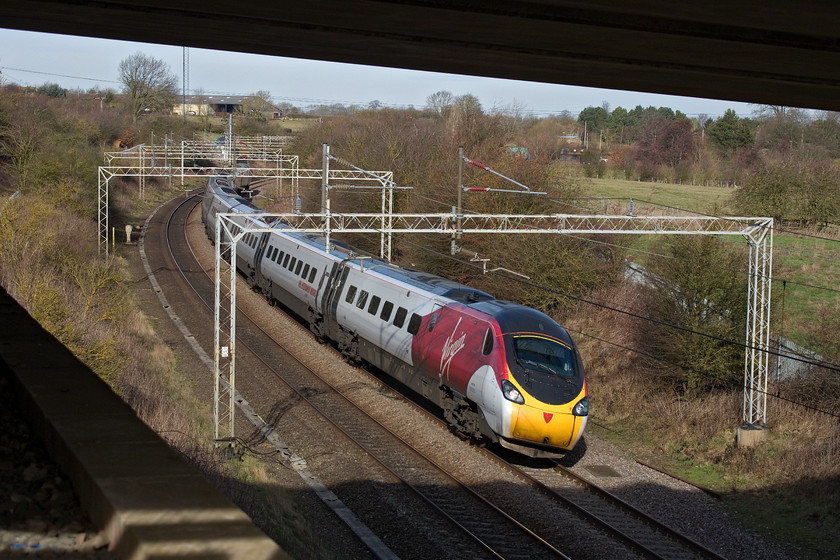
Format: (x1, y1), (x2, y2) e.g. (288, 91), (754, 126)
(201, 176), (588, 458)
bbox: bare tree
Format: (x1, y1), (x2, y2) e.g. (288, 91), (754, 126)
(426, 90), (454, 117)
(118, 52), (178, 122)
(241, 90), (275, 121)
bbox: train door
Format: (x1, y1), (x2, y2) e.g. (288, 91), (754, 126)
(253, 231), (271, 290)
(323, 262), (351, 338)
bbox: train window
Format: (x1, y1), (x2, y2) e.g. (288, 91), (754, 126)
(308, 268), (317, 283)
(482, 328), (494, 355)
(407, 313), (422, 335)
(345, 285), (357, 303)
(428, 312), (438, 332)
(302, 264), (310, 278)
(393, 306), (407, 328)
(283, 254), (290, 268)
(270, 247), (277, 261)
(513, 336), (576, 378)
(340, 267), (350, 283)
(289, 257), (297, 270)
(380, 301), (394, 321)
(278, 250), (285, 264)
(356, 290), (369, 309)
(295, 260), (303, 275)
(367, 295), (381, 315)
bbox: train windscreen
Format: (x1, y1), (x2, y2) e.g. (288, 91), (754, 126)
(507, 334), (582, 405)
(512, 335), (576, 378)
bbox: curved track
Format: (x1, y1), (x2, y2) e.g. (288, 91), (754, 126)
(158, 192), (730, 560)
(163, 194), (572, 560)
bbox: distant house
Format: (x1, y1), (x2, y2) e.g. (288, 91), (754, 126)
(172, 95), (249, 117)
(173, 95), (282, 119)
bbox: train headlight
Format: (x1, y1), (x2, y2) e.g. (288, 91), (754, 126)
(501, 379), (525, 404)
(573, 397), (589, 416)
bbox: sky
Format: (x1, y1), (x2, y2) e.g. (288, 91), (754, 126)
(0, 27), (759, 119)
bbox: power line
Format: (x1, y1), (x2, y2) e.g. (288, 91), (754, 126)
(379, 225), (840, 374)
(301, 183), (837, 417)
(417, 189), (840, 297)
(0, 65), (119, 85)
(565, 324), (840, 419)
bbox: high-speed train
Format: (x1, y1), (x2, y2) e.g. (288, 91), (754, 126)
(202, 176), (588, 458)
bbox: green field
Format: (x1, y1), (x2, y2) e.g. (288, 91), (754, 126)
(584, 177), (736, 215)
(586, 177), (839, 348)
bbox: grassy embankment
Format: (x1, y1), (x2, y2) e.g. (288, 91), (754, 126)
(585, 177), (840, 347)
(581, 177), (840, 559)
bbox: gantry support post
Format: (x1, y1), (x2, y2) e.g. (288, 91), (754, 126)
(97, 167), (110, 258)
(741, 220), (774, 436)
(214, 215), (239, 445)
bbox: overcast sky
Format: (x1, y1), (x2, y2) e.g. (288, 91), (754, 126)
(0, 27), (759, 118)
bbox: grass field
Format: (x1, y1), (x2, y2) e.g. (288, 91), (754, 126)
(189, 116), (319, 137)
(585, 176), (840, 349)
(584, 177), (736, 215)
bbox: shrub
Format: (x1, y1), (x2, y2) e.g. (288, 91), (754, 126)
(635, 236), (748, 396)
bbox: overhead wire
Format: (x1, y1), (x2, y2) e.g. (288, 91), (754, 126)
(0, 65), (120, 85)
(372, 188), (840, 377)
(404, 183), (840, 298)
(314, 160), (840, 415)
(413, 187), (840, 296)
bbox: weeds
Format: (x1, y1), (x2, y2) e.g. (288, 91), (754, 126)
(564, 270), (840, 558)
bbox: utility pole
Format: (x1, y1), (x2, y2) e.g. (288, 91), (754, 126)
(452, 146), (464, 255)
(321, 143), (329, 212)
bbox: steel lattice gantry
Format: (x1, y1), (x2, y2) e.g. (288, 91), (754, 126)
(96, 143), (393, 258)
(212, 211), (773, 441)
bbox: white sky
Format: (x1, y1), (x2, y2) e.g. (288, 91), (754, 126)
(0, 27), (759, 118)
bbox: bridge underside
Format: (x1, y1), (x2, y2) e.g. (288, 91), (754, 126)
(5, 1), (840, 111)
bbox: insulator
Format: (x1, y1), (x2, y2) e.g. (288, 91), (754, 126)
(331, 155), (355, 168)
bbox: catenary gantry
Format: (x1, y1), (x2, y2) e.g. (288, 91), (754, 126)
(97, 135), (771, 440)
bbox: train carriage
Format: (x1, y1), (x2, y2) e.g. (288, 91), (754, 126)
(202, 177), (588, 458)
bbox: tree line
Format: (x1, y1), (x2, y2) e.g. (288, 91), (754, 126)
(578, 103), (840, 227)
(2, 52), (839, 398)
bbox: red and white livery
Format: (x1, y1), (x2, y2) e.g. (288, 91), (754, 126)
(203, 176), (588, 457)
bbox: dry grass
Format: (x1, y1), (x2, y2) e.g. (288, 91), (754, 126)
(0, 186), (337, 558)
(565, 279), (840, 558)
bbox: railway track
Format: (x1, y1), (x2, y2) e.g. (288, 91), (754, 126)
(506, 458), (726, 560)
(157, 192), (730, 560)
(163, 195), (572, 560)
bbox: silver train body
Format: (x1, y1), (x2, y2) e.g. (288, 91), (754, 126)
(201, 176), (588, 458)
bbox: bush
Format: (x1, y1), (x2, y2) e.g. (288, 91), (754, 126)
(733, 148), (840, 227)
(634, 236), (748, 396)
